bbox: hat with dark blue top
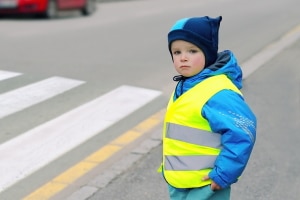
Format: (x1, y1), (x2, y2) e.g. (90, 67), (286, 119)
(168, 16), (222, 67)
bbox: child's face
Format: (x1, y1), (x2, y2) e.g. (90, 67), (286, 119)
(170, 40), (205, 77)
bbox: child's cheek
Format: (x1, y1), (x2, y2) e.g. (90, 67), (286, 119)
(193, 57), (205, 69)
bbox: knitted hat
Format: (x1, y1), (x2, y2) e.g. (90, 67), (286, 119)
(168, 16), (222, 67)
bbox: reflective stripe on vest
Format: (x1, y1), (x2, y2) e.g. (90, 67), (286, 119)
(166, 122), (222, 149)
(165, 155), (218, 171)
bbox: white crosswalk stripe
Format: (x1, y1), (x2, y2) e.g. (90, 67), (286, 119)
(0, 70), (22, 81)
(0, 70), (162, 193)
(0, 76), (85, 119)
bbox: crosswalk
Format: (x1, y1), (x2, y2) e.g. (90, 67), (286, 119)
(0, 70), (162, 194)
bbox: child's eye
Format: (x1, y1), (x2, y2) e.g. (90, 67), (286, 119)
(189, 49), (198, 53)
(173, 50), (181, 55)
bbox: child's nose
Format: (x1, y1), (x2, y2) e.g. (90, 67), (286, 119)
(180, 53), (188, 61)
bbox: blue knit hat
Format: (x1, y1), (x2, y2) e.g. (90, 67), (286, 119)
(168, 16), (222, 67)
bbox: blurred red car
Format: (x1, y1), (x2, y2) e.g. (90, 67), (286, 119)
(0, 0), (96, 18)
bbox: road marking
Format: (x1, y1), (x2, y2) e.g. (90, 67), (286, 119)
(0, 70), (21, 81)
(0, 76), (85, 119)
(0, 85), (161, 193)
(23, 109), (164, 200)
(242, 24), (300, 78)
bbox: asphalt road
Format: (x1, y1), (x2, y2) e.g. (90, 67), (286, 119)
(0, 0), (299, 199)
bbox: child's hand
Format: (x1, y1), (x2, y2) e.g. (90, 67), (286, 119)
(202, 175), (221, 191)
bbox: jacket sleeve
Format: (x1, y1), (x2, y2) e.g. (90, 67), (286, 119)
(202, 90), (257, 189)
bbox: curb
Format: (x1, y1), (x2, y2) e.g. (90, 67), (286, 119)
(65, 128), (162, 200)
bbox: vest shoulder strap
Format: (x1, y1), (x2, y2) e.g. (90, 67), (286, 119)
(193, 74), (242, 108)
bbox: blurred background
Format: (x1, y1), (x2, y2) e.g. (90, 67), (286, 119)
(0, 0), (300, 199)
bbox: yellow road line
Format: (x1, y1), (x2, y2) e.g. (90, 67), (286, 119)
(23, 109), (165, 200)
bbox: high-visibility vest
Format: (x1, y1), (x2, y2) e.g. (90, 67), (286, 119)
(162, 74), (242, 188)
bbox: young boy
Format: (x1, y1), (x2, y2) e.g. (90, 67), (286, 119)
(160, 16), (257, 200)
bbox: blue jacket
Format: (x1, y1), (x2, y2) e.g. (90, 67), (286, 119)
(173, 50), (257, 189)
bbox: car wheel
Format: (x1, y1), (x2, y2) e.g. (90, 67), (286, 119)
(81, 0), (96, 16)
(44, 0), (58, 19)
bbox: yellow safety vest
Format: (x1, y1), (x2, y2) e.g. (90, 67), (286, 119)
(162, 74), (242, 188)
